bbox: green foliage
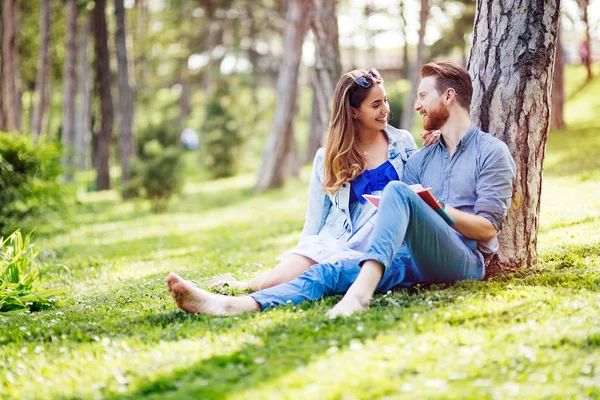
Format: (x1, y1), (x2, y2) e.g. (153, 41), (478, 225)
(385, 79), (409, 129)
(0, 132), (66, 236)
(202, 79), (243, 179)
(0, 231), (65, 314)
(126, 123), (186, 212)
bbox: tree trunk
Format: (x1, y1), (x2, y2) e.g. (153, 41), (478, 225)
(468, 0), (560, 275)
(115, 0), (135, 187)
(580, 0), (593, 82)
(93, 0), (114, 191)
(400, 0), (409, 79)
(254, 0), (311, 192)
(75, 15), (92, 169)
(551, 26), (565, 130)
(31, 0), (51, 136)
(134, 0), (147, 92)
(2, 0), (21, 132)
(62, 0), (78, 181)
(401, 0), (429, 131)
(306, 0), (341, 163)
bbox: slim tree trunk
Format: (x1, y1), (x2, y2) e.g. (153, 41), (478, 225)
(93, 0), (114, 190)
(62, 0), (78, 180)
(306, 0), (341, 163)
(551, 26), (565, 130)
(468, 0), (560, 274)
(400, 0), (409, 79)
(115, 0), (135, 186)
(2, 0), (21, 132)
(402, 0), (428, 131)
(134, 0), (147, 92)
(254, 0), (311, 192)
(580, 0), (593, 82)
(75, 15), (92, 169)
(31, 0), (51, 136)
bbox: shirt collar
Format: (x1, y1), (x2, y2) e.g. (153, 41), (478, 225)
(437, 123), (478, 151)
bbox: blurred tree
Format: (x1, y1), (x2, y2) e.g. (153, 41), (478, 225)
(306, 0), (342, 163)
(399, 0), (409, 79)
(255, 0), (312, 192)
(430, 0), (475, 64)
(468, 0), (560, 274)
(551, 25), (565, 130)
(62, 0), (78, 181)
(30, 0), (51, 136)
(402, 0), (429, 131)
(75, 13), (92, 169)
(576, 0), (592, 81)
(2, 0), (22, 132)
(93, 0), (113, 190)
(115, 0), (135, 188)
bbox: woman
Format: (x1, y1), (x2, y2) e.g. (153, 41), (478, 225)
(210, 68), (418, 292)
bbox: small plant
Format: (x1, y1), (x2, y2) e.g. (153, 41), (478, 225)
(202, 79), (243, 178)
(0, 231), (66, 314)
(0, 132), (67, 236)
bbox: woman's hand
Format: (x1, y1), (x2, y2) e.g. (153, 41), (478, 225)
(421, 130), (441, 147)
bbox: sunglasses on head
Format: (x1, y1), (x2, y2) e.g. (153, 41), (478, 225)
(354, 68), (383, 89)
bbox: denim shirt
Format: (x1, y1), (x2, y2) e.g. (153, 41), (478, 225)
(403, 123), (517, 257)
(302, 125), (418, 241)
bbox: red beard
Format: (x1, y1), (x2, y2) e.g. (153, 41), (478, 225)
(423, 103), (449, 131)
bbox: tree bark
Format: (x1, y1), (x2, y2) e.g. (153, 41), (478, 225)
(401, 0), (429, 131)
(75, 15), (92, 169)
(62, 0), (78, 180)
(93, 0), (114, 190)
(2, 0), (21, 132)
(579, 0), (593, 82)
(115, 0), (135, 187)
(551, 26), (565, 130)
(254, 0), (311, 192)
(306, 0), (341, 163)
(468, 0), (560, 275)
(400, 0), (409, 79)
(31, 0), (51, 136)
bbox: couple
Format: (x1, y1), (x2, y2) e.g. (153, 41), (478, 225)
(166, 61), (516, 318)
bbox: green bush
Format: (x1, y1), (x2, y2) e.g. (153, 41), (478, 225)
(0, 132), (66, 236)
(202, 79), (243, 179)
(0, 230), (66, 314)
(125, 133), (186, 213)
(385, 79), (409, 129)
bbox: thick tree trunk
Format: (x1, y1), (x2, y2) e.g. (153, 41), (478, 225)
(31, 0), (51, 136)
(2, 0), (21, 132)
(401, 0), (428, 131)
(62, 0), (78, 181)
(468, 0), (560, 275)
(306, 0), (341, 163)
(551, 27), (565, 130)
(93, 0), (114, 191)
(115, 0), (135, 186)
(75, 16), (92, 170)
(254, 0), (311, 192)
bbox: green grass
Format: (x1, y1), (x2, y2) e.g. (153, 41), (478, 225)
(1, 66), (599, 399)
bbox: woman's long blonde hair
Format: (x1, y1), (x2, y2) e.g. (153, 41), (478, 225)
(323, 70), (384, 194)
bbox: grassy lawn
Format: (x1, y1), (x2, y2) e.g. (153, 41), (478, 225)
(1, 66), (599, 399)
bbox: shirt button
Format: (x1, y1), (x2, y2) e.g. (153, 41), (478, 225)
(342, 184), (346, 188)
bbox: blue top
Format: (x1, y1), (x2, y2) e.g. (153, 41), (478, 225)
(349, 160), (399, 204)
(403, 123), (516, 257)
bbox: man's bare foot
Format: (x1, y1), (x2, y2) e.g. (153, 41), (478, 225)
(326, 294), (371, 318)
(165, 273), (259, 316)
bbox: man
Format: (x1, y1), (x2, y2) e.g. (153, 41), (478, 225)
(165, 61), (516, 317)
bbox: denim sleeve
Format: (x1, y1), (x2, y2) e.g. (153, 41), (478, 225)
(402, 150), (421, 186)
(474, 141), (516, 231)
(301, 148), (331, 237)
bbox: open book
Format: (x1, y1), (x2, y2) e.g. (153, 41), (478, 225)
(363, 184), (456, 226)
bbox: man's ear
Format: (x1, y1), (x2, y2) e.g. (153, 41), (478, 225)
(445, 88), (457, 104)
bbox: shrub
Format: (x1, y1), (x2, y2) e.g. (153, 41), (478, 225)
(385, 79), (409, 130)
(0, 230), (66, 314)
(0, 132), (66, 236)
(125, 137), (185, 213)
(202, 79), (243, 179)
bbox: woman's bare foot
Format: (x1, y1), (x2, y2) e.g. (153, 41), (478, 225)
(326, 294), (371, 318)
(165, 273), (259, 316)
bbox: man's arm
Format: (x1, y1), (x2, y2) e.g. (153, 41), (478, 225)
(445, 206), (497, 242)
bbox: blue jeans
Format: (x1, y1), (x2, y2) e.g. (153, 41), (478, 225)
(251, 246), (419, 309)
(360, 181), (485, 282)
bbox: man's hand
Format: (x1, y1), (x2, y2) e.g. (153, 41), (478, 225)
(420, 130), (441, 147)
